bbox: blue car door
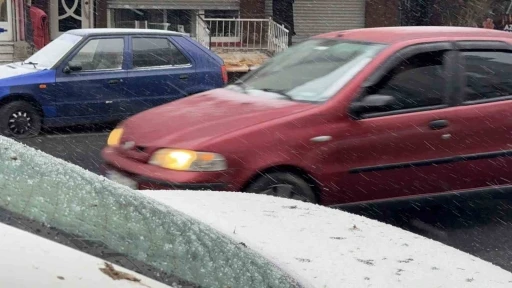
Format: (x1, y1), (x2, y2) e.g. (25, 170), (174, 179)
(53, 36), (129, 121)
(120, 35), (197, 114)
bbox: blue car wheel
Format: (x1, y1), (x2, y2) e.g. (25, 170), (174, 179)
(0, 101), (42, 138)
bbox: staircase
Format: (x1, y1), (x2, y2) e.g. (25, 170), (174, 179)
(0, 42), (14, 65)
(198, 18), (289, 73)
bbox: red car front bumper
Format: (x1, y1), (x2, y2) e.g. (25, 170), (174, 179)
(101, 146), (229, 191)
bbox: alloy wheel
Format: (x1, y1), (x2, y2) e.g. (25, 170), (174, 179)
(8, 110), (33, 136)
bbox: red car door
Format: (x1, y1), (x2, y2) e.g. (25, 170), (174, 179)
(320, 42), (469, 205)
(439, 41), (512, 192)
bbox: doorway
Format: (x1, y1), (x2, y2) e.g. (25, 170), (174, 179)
(272, 0), (294, 45)
(0, 0), (13, 41)
(51, 0), (94, 39)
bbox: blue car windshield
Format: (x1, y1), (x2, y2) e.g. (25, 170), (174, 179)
(24, 33), (83, 69)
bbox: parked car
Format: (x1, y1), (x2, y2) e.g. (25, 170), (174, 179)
(101, 26), (512, 206)
(0, 28), (228, 138)
(2, 135), (512, 287)
(1, 223), (170, 288)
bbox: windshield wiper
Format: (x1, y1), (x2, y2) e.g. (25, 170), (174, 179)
(232, 80), (249, 92)
(232, 82), (295, 101)
(253, 88), (295, 101)
(22, 61), (38, 69)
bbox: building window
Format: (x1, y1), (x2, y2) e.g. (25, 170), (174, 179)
(0, 0), (7, 22)
(58, 0), (82, 31)
(167, 10), (192, 33)
(204, 10), (239, 18)
(111, 9), (193, 34)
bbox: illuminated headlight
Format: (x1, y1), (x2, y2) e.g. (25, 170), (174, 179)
(149, 149), (227, 171)
(107, 127), (124, 147)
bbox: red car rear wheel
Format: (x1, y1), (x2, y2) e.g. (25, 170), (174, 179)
(245, 172), (317, 203)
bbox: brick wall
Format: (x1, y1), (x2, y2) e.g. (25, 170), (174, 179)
(365, 0), (400, 27)
(95, 0), (108, 28)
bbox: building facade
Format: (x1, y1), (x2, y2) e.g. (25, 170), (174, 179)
(11, 1), (512, 41)
(364, 0), (512, 31)
(6, 0), (512, 65)
(0, 0), (401, 46)
(263, 0), (366, 43)
(0, 0), (36, 43)
(30, 0), (371, 42)
(105, 0), (239, 37)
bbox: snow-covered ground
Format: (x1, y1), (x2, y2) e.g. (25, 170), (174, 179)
(1, 135), (512, 288)
(146, 190), (512, 288)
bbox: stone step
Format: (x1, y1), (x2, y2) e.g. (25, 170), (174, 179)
(0, 42), (14, 63)
(0, 53), (13, 61)
(0, 42), (14, 54)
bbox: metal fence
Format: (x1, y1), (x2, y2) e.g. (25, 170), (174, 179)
(267, 18), (289, 54)
(200, 18), (289, 55)
(110, 16), (289, 56)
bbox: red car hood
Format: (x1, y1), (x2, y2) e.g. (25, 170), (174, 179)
(120, 89), (315, 148)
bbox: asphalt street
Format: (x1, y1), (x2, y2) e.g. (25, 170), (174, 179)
(18, 124), (113, 174)
(18, 128), (512, 273)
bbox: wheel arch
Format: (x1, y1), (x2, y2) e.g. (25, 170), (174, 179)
(240, 164), (322, 201)
(0, 94), (44, 117)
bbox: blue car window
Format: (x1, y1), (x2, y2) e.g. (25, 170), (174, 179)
(69, 38), (125, 71)
(132, 37), (190, 68)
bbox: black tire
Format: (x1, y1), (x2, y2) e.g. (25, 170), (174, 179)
(245, 172), (317, 203)
(0, 101), (42, 138)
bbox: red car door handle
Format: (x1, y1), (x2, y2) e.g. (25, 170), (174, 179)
(429, 120), (449, 130)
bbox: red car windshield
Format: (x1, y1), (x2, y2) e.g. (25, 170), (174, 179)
(231, 38), (386, 103)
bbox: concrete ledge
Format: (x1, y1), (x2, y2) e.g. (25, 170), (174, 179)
(217, 51), (270, 73)
(13, 41), (35, 61)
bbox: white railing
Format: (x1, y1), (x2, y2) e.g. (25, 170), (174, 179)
(200, 18), (289, 55)
(268, 19), (289, 54)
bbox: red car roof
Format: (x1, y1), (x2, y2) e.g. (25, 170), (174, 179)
(315, 26), (512, 44)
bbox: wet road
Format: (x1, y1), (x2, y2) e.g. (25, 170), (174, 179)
(19, 128), (512, 273)
(19, 125), (112, 174)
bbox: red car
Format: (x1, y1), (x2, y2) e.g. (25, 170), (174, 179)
(102, 26), (512, 206)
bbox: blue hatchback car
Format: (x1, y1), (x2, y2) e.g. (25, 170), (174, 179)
(0, 29), (227, 138)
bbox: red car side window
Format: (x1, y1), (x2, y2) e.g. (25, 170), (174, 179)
(461, 50), (512, 102)
(368, 50), (448, 111)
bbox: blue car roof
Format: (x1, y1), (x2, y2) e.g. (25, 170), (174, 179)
(66, 28), (188, 37)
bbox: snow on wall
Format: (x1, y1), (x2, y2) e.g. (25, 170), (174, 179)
(0, 136), (300, 288)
